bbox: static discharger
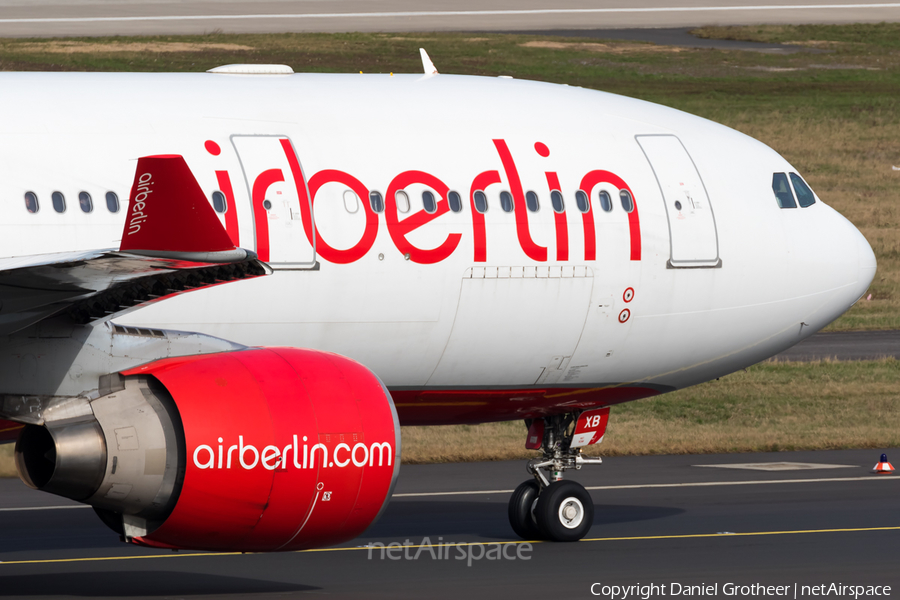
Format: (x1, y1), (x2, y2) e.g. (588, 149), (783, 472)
(872, 453), (895, 474)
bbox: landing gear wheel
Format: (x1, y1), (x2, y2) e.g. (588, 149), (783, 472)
(535, 480), (594, 542)
(508, 480), (542, 540)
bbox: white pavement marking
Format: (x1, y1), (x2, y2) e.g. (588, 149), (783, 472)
(0, 505), (90, 512)
(393, 475), (898, 497)
(1, 4), (899, 24)
(693, 462), (858, 471)
(1, 475), (895, 508)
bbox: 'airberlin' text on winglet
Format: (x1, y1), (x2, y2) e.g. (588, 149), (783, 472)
(127, 172), (153, 235)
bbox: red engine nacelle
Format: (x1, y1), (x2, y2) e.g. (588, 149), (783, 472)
(15, 348), (400, 552)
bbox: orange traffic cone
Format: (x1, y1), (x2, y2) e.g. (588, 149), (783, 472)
(872, 453), (895, 474)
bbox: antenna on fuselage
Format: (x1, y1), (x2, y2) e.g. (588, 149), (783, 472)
(419, 48), (439, 76)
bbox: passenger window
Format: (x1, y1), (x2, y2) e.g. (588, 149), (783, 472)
(24, 191), (39, 213)
(772, 173), (796, 208)
(575, 190), (590, 213)
(551, 190), (565, 213)
(422, 190), (437, 214)
(211, 191), (227, 213)
(620, 190), (634, 213)
(500, 191), (514, 213)
(369, 191), (384, 213)
(343, 190), (359, 214)
(448, 190), (462, 213)
(526, 191), (539, 213)
(790, 173), (816, 208)
(106, 191), (119, 213)
(474, 190), (488, 214)
(395, 190), (410, 213)
(52, 191), (66, 213)
(78, 191), (93, 213)
(598, 190), (612, 212)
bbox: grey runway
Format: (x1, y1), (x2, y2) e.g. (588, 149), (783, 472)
(0, 0), (898, 37)
(1, 448), (898, 598)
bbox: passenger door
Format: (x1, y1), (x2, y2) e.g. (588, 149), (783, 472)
(637, 135), (720, 268)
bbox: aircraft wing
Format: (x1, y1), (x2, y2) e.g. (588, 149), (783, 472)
(0, 154), (271, 337)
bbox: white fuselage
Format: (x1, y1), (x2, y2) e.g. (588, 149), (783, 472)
(0, 71), (876, 422)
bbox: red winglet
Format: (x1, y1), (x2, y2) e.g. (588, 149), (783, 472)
(120, 155), (236, 254)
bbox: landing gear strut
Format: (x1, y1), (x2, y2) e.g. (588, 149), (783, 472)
(508, 411), (606, 542)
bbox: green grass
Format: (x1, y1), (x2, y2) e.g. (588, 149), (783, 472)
(401, 359), (900, 463)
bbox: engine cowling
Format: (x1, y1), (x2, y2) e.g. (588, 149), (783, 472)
(14, 347), (400, 552)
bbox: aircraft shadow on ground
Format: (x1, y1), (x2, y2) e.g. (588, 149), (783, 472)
(0, 512), (130, 554)
(0, 501), (685, 571)
(361, 500), (685, 540)
(0, 571), (317, 597)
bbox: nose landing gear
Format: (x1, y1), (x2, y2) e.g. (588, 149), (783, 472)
(534, 480), (593, 541)
(508, 409), (608, 542)
(508, 479), (541, 539)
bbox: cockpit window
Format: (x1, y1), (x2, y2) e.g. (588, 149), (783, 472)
(790, 173), (816, 208)
(772, 173), (796, 208)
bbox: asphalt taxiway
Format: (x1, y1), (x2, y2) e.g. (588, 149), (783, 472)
(2, 448), (898, 599)
(0, 0), (898, 38)
(775, 330), (900, 361)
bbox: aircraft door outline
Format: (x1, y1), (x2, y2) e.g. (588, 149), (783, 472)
(636, 134), (721, 268)
(231, 134), (317, 269)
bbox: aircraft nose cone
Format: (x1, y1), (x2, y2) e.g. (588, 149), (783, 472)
(838, 217), (876, 309)
(790, 204), (876, 332)
(836, 217), (876, 322)
(857, 229), (877, 295)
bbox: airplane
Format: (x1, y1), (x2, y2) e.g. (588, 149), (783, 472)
(0, 55), (876, 549)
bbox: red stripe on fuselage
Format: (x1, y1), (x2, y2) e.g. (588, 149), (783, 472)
(391, 386), (661, 426)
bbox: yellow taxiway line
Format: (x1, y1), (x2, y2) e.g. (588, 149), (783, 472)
(2, 525), (899, 566)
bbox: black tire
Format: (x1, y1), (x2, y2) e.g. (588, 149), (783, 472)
(535, 480), (594, 542)
(508, 479), (542, 540)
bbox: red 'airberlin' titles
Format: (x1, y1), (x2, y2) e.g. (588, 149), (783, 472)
(205, 138), (642, 265)
(192, 435), (394, 471)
